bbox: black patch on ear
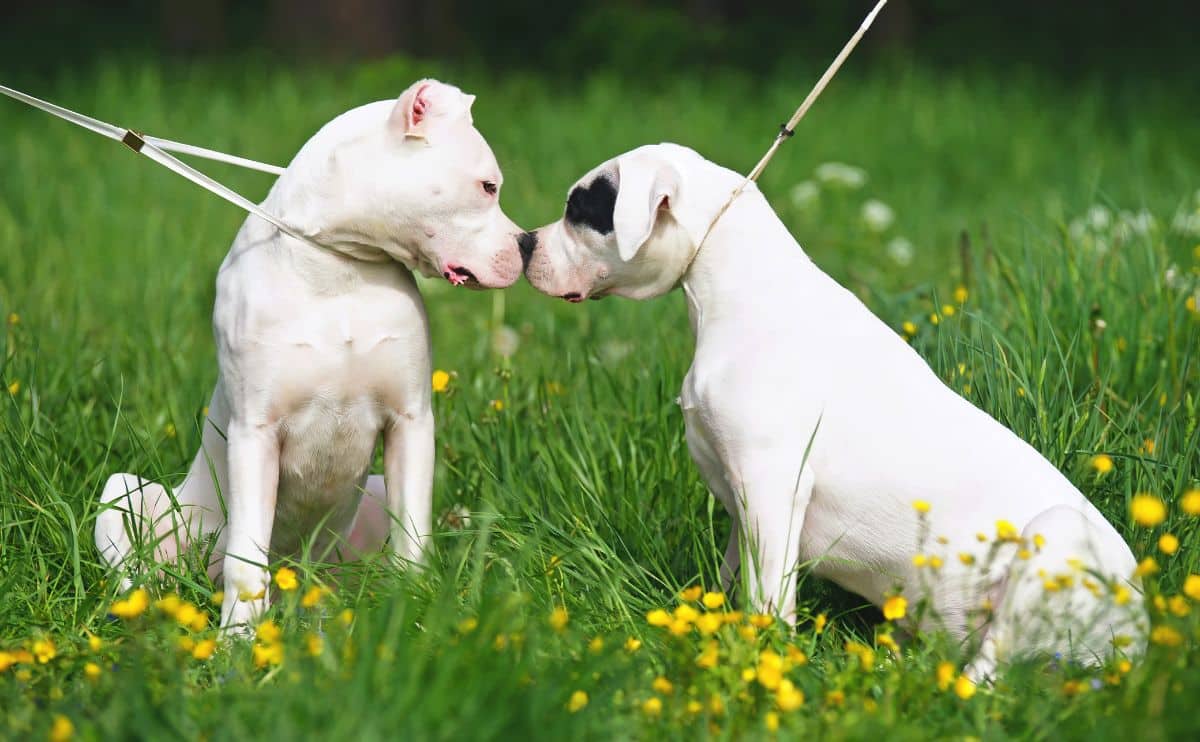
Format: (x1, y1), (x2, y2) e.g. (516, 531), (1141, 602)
(564, 176), (616, 234)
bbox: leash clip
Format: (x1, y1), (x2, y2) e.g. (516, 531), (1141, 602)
(121, 129), (146, 153)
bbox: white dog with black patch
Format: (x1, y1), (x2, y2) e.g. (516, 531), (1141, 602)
(96, 79), (523, 630)
(520, 143), (1146, 679)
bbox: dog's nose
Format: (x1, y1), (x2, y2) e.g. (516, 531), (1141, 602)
(517, 231), (538, 269)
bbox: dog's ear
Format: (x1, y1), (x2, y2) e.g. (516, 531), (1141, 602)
(390, 79), (473, 140)
(613, 156), (680, 262)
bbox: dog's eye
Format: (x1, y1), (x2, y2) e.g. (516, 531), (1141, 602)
(481, 180), (498, 196)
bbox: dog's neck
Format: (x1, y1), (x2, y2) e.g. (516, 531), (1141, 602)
(678, 183), (817, 336)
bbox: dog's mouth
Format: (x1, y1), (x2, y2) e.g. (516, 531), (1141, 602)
(561, 292), (584, 303)
(443, 264), (478, 287)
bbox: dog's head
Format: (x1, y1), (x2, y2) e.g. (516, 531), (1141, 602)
(521, 144), (707, 302)
(287, 79), (523, 289)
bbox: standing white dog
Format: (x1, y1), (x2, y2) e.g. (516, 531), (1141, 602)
(96, 79), (523, 630)
(520, 143), (1146, 679)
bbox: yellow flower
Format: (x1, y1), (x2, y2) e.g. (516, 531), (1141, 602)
(647, 608), (671, 627)
(696, 641), (719, 669)
(49, 715), (74, 742)
(1130, 494), (1166, 527)
(6, 380), (19, 396)
(1183, 574), (1200, 601)
(1090, 454), (1114, 474)
(845, 641), (874, 670)
(32, 638), (56, 664)
(84, 662), (101, 680)
(1140, 438), (1156, 454)
(954, 285), (969, 304)
(431, 370), (451, 392)
(679, 586), (703, 602)
(765, 712), (780, 732)
(954, 675), (976, 700)
(814, 613), (827, 633)
(6, 312), (18, 325)
(155, 595), (182, 617)
(912, 499), (931, 514)
(786, 645), (808, 666)
(641, 697), (663, 716)
(876, 633), (899, 654)
(912, 554), (927, 568)
(175, 602), (201, 630)
(274, 567), (299, 592)
(549, 606), (569, 632)
(624, 637), (642, 653)
(668, 619), (691, 636)
(1062, 680), (1085, 697)
(929, 555), (944, 570)
(1168, 595), (1190, 617)
(995, 520), (1020, 542)
(110, 588), (150, 619)
(976, 532), (988, 542)
(757, 650), (784, 690)
(339, 608), (354, 626)
(930, 313), (940, 325)
(674, 604), (700, 623)
(306, 633), (324, 657)
(652, 676), (674, 695)
(164, 422), (176, 438)
(458, 617), (479, 634)
(252, 641), (284, 668)
(709, 694), (726, 716)
(936, 661), (955, 691)
(192, 639), (217, 661)
(1189, 296), (1199, 313)
(1033, 533), (1046, 550)
(826, 689), (846, 707)
(489, 399), (504, 412)
(702, 591), (725, 610)
(1158, 533), (1180, 555)
(742, 667), (757, 683)
(882, 595), (907, 621)
(1134, 557), (1159, 578)
(178, 635), (197, 654)
(587, 637), (604, 653)
(749, 613), (775, 629)
(958, 552), (976, 566)
(776, 679), (805, 711)
(211, 591), (224, 607)
(301, 586), (328, 608)
(901, 321), (918, 336)
(738, 624), (757, 642)
(1150, 625), (1183, 647)
(696, 613), (723, 636)
(85, 632), (102, 653)
(568, 690), (588, 713)
(942, 304), (956, 317)
(1181, 489), (1200, 516)
(256, 620), (282, 644)
(686, 699), (703, 715)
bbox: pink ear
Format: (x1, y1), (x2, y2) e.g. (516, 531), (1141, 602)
(407, 82), (433, 129)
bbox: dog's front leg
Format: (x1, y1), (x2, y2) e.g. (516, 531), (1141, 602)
(220, 421), (280, 631)
(738, 459), (815, 624)
(383, 408), (434, 567)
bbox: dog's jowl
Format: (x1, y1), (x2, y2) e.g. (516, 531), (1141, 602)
(95, 79), (523, 631)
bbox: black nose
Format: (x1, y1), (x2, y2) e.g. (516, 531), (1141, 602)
(517, 231), (538, 268)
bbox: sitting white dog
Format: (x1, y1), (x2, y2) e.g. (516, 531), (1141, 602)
(520, 143), (1146, 679)
(96, 79), (523, 630)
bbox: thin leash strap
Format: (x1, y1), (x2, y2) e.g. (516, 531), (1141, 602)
(0, 83), (324, 249)
(684, 0), (888, 271)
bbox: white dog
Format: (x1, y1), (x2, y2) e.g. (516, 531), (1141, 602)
(521, 143), (1146, 679)
(96, 79), (523, 630)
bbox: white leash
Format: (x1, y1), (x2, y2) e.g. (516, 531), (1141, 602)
(688, 0), (888, 265)
(0, 84), (324, 250)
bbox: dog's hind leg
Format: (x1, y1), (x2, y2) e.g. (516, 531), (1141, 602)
(96, 385), (232, 587)
(963, 504), (1144, 682)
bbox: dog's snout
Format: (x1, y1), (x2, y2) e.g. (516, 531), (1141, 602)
(517, 231), (538, 269)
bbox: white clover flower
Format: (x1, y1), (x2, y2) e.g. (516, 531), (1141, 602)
(492, 324), (520, 357)
(860, 199), (895, 233)
(1068, 218), (1088, 243)
(1172, 210), (1200, 236)
(789, 180), (820, 208)
(600, 339), (633, 364)
(885, 237), (914, 266)
(1163, 264), (1185, 291)
(814, 162), (867, 189)
(1086, 205), (1112, 231)
(440, 504), (471, 530)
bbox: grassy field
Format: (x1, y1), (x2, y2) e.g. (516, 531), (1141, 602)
(2, 56), (1199, 740)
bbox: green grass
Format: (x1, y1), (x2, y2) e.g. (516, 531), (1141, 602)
(2, 56), (1199, 740)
